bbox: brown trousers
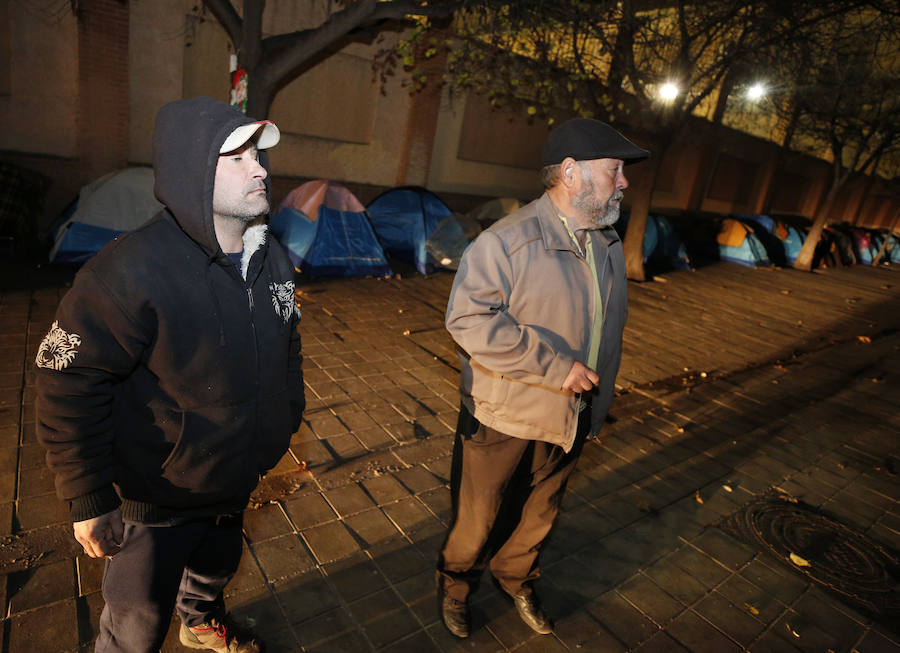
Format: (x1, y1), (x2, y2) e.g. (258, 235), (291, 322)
(437, 404), (589, 601)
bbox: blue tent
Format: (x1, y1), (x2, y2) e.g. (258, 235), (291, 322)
(50, 168), (162, 264)
(614, 212), (691, 271)
(269, 180), (392, 278)
(717, 218), (771, 267)
(734, 214), (805, 265)
(366, 187), (454, 274)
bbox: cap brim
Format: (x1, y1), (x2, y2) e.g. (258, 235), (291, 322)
(220, 120), (281, 153)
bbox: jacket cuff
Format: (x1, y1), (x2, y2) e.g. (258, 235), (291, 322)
(70, 486), (121, 523)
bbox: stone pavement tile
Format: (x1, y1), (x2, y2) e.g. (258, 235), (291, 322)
(416, 487), (452, 524)
(476, 592), (541, 650)
(643, 557), (711, 605)
(544, 555), (613, 603)
(666, 545), (733, 589)
(0, 467), (15, 503)
(323, 552), (389, 603)
(326, 482), (377, 517)
(394, 465), (443, 494)
(275, 569), (342, 626)
(291, 438), (336, 469)
(424, 456), (452, 484)
(361, 603), (422, 649)
(242, 503), (294, 542)
(347, 586), (405, 624)
(553, 610), (626, 652)
(853, 628), (900, 653)
(251, 533), (316, 582)
(6, 558), (75, 614)
(694, 590), (767, 647)
(867, 520), (900, 551)
(382, 496), (441, 536)
(716, 573), (787, 626)
(633, 631), (691, 653)
(618, 573), (687, 625)
(369, 536), (431, 584)
(18, 443), (46, 470)
(0, 425), (18, 448)
(842, 480), (896, 511)
(303, 520), (362, 564)
(344, 508), (402, 546)
(411, 529), (444, 562)
(282, 491), (338, 530)
(747, 630), (803, 652)
(354, 425), (397, 450)
(820, 497), (883, 532)
(425, 621), (504, 652)
(738, 557), (808, 606)
(650, 501), (706, 539)
(584, 590), (660, 649)
(0, 501), (12, 536)
(591, 491), (647, 528)
(772, 608), (851, 653)
(363, 474), (412, 505)
(791, 587), (869, 650)
(690, 527), (757, 570)
(774, 479), (831, 508)
(666, 609), (742, 652)
(77, 554), (105, 596)
(379, 629), (442, 653)
(326, 433), (369, 459)
(7, 597), (78, 652)
(294, 605), (358, 649)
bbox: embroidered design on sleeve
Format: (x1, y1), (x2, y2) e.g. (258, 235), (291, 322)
(35, 321), (83, 370)
(270, 281), (299, 323)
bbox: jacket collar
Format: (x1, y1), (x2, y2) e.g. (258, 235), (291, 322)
(535, 193), (622, 253)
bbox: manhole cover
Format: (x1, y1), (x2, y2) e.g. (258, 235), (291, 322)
(721, 491), (900, 625)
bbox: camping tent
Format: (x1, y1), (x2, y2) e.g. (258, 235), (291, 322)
(466, 197), (522, 229)
(734, 214), (805, 265)
(50, 167), (162, 264)
(614, 212), (692, 272)
(269, 180), (392, 277)
(366, 186), (453, 274)
(717, 218), (771, 267)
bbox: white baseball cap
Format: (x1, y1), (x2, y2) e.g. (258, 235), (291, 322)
(219, 120), (281, 154)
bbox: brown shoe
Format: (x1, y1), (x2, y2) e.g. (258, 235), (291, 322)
(179, 614), (263, 652)
(437, 585), (470, 638)
(511, 592), (552, 635)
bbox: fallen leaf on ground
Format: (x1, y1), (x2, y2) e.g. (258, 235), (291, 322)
(857, 335), (872, 343)
(743, 603), (760, 616)
(722, 484), (733, 492)
(789, 552), (811, 567)
(402, 329), (411, 335)
(695, 490), (704, 504)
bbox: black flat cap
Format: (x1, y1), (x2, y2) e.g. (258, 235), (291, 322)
(542, 118), (650, 166)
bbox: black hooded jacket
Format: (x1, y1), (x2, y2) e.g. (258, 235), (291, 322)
(35, 98), (304, 523)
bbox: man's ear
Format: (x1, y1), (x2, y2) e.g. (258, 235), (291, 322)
(561, 157), (578, 187)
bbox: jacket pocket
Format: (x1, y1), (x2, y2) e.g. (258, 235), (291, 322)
(160, 404), (256, 498)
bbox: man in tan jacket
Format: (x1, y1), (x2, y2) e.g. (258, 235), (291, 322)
(437, 118), (649, 638)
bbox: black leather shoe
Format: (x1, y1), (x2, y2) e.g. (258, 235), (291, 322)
(511, 592), (552, 635)
(437, 586), (470, 638)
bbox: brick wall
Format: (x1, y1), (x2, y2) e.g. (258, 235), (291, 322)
(77, 0), (129, 180)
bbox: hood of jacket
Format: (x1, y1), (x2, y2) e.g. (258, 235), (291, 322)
(152, 96), (272, 258)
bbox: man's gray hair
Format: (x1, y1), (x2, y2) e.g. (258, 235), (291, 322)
(540, 164), (561, 190)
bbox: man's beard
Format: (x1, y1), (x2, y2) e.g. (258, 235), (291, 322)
(572, 172), (622, 229)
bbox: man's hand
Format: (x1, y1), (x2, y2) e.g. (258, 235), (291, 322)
(561, 361), (599, 393)
(73, 508), (124, 558)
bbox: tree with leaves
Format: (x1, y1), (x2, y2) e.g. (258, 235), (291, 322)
(201, 0), (468, 118)
(392, 0), (875, 280)
(760, 6), (900, 271)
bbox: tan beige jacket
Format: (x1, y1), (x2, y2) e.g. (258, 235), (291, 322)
(446, 193), (628, 452)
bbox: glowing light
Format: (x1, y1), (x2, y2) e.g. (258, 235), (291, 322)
(659, 83), (679, 101)
(747, 82), (766, 101)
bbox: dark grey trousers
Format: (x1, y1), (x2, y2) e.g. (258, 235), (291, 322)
(94, 514), (243, 653)
(437, 404), (588, 602)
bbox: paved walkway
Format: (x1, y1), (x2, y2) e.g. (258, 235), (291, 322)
(1, 261), (898, 652)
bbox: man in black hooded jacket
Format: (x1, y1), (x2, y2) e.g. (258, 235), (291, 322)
(35, 97), (304, 652)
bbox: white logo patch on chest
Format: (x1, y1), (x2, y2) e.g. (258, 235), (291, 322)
(270, 281), (299, 323)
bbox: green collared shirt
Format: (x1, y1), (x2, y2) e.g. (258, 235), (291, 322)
(558, 214), (603, 410)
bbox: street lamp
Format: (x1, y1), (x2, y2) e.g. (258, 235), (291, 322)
(746, 82), (767, 101)
(659, 82), (679, 101)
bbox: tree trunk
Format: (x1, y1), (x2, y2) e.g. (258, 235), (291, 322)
(793, 182), (840, 271)
(623, 149), (665, 281)
(245, 72), (273, 119)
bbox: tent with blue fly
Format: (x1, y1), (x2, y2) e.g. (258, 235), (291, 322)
(614, 212), (691, 272)
(733, 214), (806, 265)
(49, 168), (162, 264)
(366, 186), (454, 274)
(268, 180), (392, 277)
(717, 218), (771, 267)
